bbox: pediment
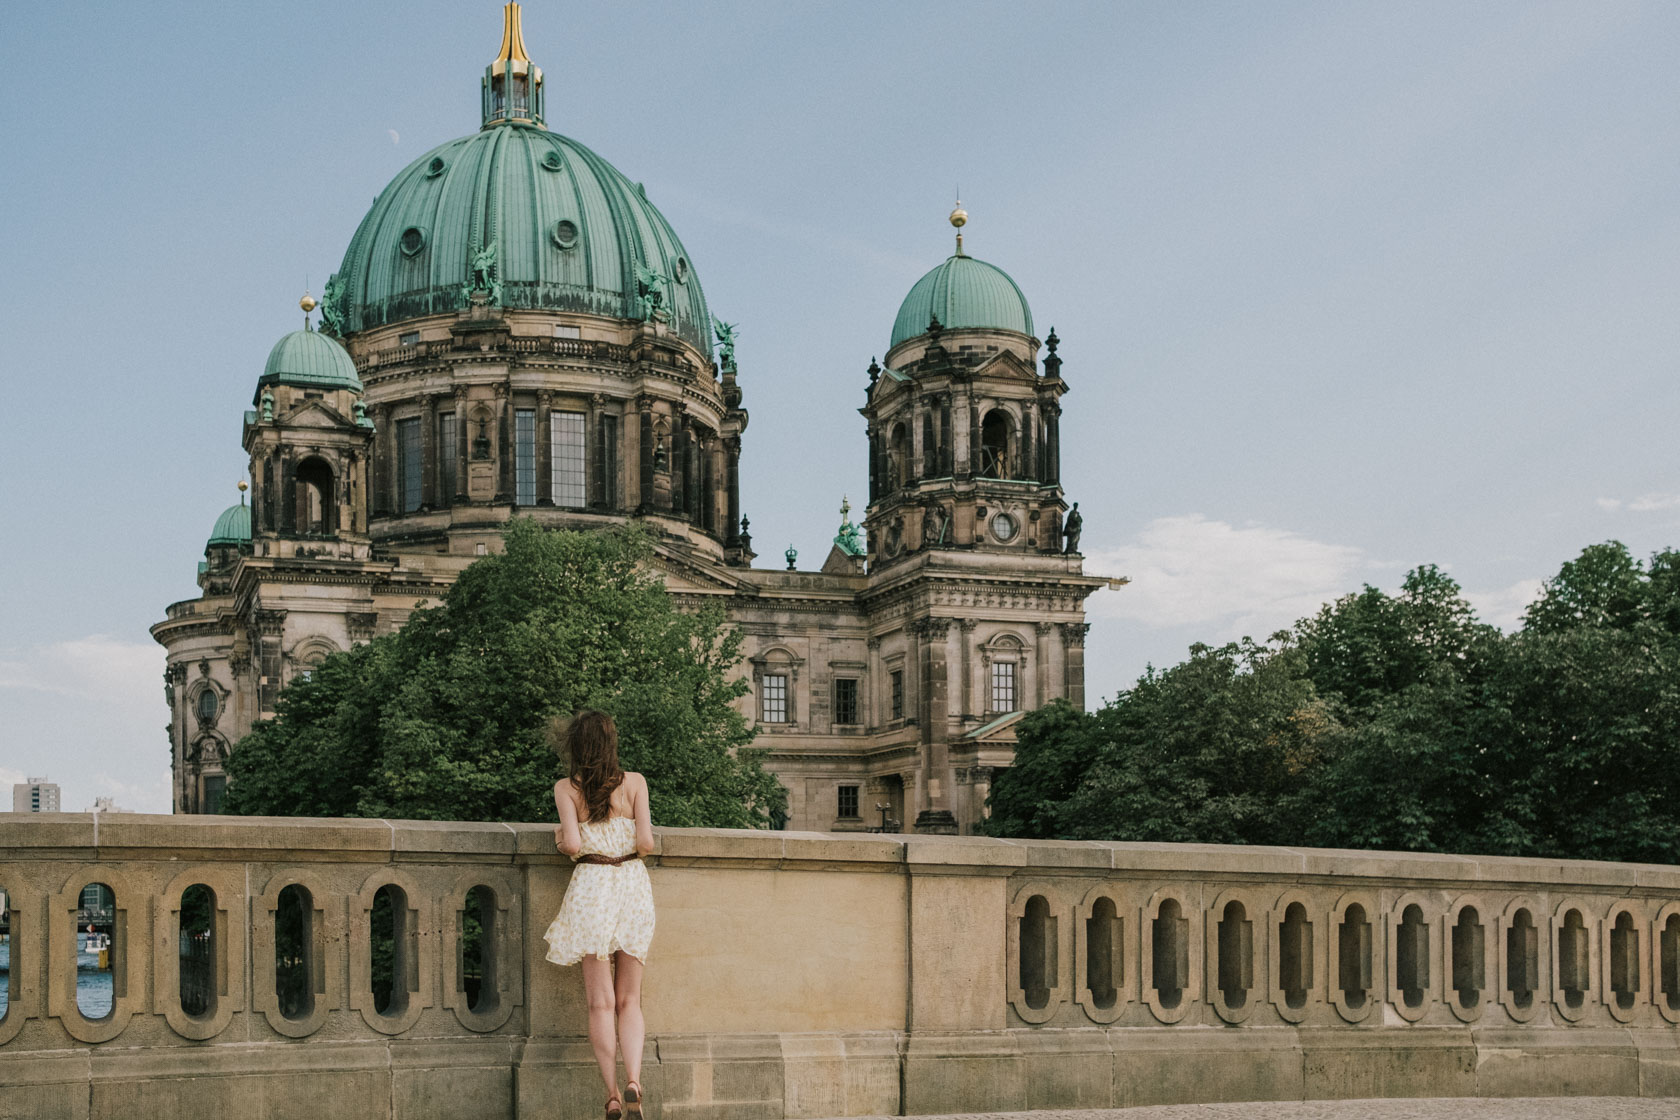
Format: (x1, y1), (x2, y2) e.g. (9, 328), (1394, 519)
(960, 709), (1028, 743)
(970, 349), (1036, 381)
(278, 399), (356, 429)
(647, 542), (756, 596)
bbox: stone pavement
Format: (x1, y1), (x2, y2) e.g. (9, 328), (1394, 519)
(805, 1099), (1680, 1120)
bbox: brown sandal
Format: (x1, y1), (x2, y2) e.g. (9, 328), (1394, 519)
(605, 1095), (623, 1120)
(624, 1082), (642, 1117)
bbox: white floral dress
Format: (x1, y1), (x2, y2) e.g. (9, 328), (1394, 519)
(544, 815), (656, 965)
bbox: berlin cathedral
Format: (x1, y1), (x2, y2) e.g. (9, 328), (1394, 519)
(152, 4), (1105, 834)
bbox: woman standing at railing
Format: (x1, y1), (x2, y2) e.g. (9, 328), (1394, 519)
(545, 710), (657, 1120)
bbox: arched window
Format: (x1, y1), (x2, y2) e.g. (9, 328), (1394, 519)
(196, 688), (219, 724)
(888, 422), (908, 491)
(295, 458), (335, 535)
(980, 409), (1012, 479)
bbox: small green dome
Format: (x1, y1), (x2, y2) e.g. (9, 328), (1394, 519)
(259, 330), (362, 392)
(890, 254), (1034, 350)
(331, 125), (711, 350)
(207, 503), (251, 548)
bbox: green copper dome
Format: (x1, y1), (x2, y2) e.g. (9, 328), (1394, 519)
(206, 502), (252, 548)
(258, 330), (362, 392)
(890, 254), (1034, 349)
(328, 125), (712, 350)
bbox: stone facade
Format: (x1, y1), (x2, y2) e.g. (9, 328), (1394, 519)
(2, 816), (1680, 1118)
(151, 242), (1101, 836)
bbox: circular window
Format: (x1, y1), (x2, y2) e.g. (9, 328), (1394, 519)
(991, 512), (1019, 543)
(551, 219), (579, 250)
(540, 150), (563, 171)
(399, 226), (427, 257)
(196, 689), (219, 723)
(673, 256), (689, 284)
(425, 156), (447, 178)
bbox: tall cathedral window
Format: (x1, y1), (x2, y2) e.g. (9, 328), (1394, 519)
(438, 413), (457, 500)
(515, 409), (537, 506)
(397, 418), (422, 513)
(760, 674), (788, 723)
(834, 678), (858, 726)
(991, 661), (1017, 713)
(595, 414), (618, 509)
(980, 410), (1012, 479)
(890, 669), (905, 721)
(551, 410), (586, 508)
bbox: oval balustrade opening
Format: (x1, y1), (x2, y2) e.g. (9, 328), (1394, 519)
(1338, 904), (1371, 1009)
(179, 884), (216, 1019)
(1559, 908), (1589, 1009)
(1506, 908), (1539, 1009)
(1397, 904), (1429, 1009)
(1217, 900), (1252, 1009)
(1019, 895), (1054, 1010)
(1609, 911), (1640, 1011)
(75, 882), (116, 1020)
(1085, 896), (1119, 1010)
(371, 884), (411, 1017)
(275, 884), (314, 1021)
(1452, 906), (1484, 1009)
(1152, 898), (1188, 1010)
(462, 885), (498, 1015)
(1280, 902), (1312, 1009)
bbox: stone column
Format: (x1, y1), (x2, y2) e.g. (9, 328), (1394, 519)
(1047, 404), (1061, 486)
(637, 398), (654, 514)
(588, 394), (605, 509)
(1035, 621), (1054, 708)
(371, 405), (392, 518)
(452, 390), (468, 503)
(913, 617), (957, 834)
(494, 382), (511, 503)
(725, 435), (741, 545)
(536, 390), (554, 505)
(864, 634), (881, 730)
(1061, 621), (1089, 711)
(279, 451), (297, 533)
(422, 394), (439, 509)
(1021, 401), (1036, 483)
(958, 618), (976, 724)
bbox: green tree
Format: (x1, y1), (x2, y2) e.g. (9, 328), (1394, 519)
(225, 520), (785, 828)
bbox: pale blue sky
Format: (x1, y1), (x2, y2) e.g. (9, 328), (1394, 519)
(3, 2), (1679, 813)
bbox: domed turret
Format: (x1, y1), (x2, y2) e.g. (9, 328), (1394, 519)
(206, 502), (252, 548)
(888, 207), (1033, 350)
(257, 329), (362, 394)
(322, 4), (710, 349)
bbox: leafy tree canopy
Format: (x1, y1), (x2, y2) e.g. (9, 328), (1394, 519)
(225, 520), (785, 828)
(987, 545), (1680, 865)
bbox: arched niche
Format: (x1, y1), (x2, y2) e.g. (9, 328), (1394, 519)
(1073, 883), (1131, 1024)
(1653, 901), (1680, 1024)
(1204, 886), (1263, 1024)
(294, 455), (337, 535)
(440, 869), (524, 1033)
(1496, 895), (1547, 1024)
(1602, 899), (1646, 1024)
(1007, 881), (1070, 1024)
(1328, 891), (1379, 1024)
(49, 869), (145, 1044)
(252, 871), (341, 1038)
(1443, 894), (1489, 1022)
(151, 866), (247, 1040)
(349, 868), (435, 1035)
(1550, 897), (1598, 1024)
(1268, 889), (1321, 1023)
(0, 887), (39, 1045)
(1386, 892), (1440, 1023)
(1140, 886), (1200, 1024)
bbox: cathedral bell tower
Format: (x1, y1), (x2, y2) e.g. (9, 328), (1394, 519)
(858, 208), (1099, 836)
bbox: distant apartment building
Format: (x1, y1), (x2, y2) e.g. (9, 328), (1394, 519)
(86, 797), (134, 815)
(12, 777), (60, 813)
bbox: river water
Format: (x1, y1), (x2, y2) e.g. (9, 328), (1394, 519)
(0, 934), (113, 1018)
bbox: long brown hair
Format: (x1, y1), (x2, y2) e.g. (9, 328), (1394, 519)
(559, 709), (624, 822)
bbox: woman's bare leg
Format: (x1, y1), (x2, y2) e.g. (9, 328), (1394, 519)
(613, 951), (646, 1091)
(581, 956), (619, 1100)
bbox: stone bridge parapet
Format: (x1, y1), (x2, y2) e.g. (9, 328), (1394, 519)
(1, 815), (1678, 1118)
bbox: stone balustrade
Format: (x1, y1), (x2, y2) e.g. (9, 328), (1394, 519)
(1, 815), (1678, 1118)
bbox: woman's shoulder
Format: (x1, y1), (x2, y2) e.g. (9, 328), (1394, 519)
(623, 770), (647, 788)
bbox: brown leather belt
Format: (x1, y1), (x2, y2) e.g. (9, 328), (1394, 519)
(575, 853), (641, 866)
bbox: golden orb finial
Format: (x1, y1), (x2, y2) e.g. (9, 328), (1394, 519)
(300, 290), (318, 313)
(950, 199), (968, 255)
(237, 480), (248, 492)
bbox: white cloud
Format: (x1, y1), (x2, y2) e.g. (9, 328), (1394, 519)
(1084, 515), (1367, 638)
(1597, 493), (1680, 513)
(1465, 577), (1545, 632)
(0, 635), (170, 813)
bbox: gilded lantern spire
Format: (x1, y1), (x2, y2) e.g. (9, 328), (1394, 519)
(482, 3), (545, 129)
